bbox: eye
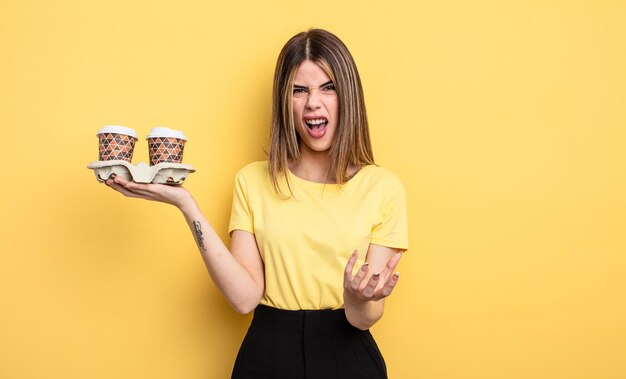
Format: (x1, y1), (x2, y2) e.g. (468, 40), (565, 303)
(322, 84), (336, 92)
(293, 87), (308, 97)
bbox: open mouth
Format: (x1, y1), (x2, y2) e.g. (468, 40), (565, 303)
(304, 117), (328, 138)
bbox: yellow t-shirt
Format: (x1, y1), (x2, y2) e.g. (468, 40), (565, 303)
(228, 161), (408, 310)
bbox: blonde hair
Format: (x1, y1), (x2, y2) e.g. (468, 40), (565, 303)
(268, 29), (375, 196)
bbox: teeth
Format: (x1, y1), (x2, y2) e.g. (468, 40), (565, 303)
(305, 118), (327, 125)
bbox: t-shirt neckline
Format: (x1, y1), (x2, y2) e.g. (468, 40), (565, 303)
(286, 164), (373, 188)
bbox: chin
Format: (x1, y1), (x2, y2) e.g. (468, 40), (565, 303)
(298, 137), (330, 152)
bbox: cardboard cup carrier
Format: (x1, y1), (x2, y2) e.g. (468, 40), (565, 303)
(88, 126), (195, 185)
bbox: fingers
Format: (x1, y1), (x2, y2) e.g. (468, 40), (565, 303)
(343, 250), (359, 285)
(377, 252), (402, 284)
(374, 252), (402, 294)
(102, 174), (188, 207)
(362, 269), (400, 300)
(109, 174), (127, 184)
(109, 175), (158, 197)
(351, 262), (369, 291)
(362, 272), (380, 298)
(361, 252), (403, 300)
(380, 272), (400, 298)
(118, 180), (156, 197)
(111, 176), (149, 193)
(105, 179), (149, 199)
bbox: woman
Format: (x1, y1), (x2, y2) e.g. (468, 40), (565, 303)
(105, 28), (408, 379)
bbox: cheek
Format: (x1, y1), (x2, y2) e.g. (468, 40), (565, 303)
(292, 105), (300, 116)
(327, 98), (339, 118)
(292, 101), (304, 118)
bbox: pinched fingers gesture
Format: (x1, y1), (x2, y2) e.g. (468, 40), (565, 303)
(343, 250), (402, 303)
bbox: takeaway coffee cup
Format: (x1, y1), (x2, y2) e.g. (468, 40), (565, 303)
(97, 125), (138, 162)
(146, 127), (187, 165)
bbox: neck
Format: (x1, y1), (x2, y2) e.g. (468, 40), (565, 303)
(289, 144), (361, 184)
(290, 146), (335, 183)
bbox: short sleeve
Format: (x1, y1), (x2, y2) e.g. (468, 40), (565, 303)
(228, 171), (254, 235)
(370, 180), (409, 251)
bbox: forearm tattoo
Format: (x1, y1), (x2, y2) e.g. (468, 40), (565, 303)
(192, 221), (207, 252)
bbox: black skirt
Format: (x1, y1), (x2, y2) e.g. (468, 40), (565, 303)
(231, 305), (388, 379)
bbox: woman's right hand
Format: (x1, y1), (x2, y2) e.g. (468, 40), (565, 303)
(104, 174), (194, 210)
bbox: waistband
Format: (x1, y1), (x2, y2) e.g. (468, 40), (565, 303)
(252, 304), (349, 328)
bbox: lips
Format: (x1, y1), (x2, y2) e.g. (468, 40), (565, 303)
(304, 117), (328, 138)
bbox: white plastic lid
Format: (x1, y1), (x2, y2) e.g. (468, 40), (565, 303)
(96, 125), (138, 138)
(146, 127), (187, 141)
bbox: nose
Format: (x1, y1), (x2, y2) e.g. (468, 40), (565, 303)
(305, 90), (322, 110)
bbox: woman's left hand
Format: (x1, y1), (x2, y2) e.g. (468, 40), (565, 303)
(343, 250), (402, 304)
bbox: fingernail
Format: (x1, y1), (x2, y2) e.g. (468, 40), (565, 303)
(111, 173), (116, 178)
(393, 272), (400, 279)
(373, 273), (380, 280)
(361, 262), (369, 272)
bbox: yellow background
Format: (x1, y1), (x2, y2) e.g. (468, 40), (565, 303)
(1, 0), (625, 378)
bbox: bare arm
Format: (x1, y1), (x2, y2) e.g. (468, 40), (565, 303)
(343, 244), (402, 330)
(105, 175), (264, 314)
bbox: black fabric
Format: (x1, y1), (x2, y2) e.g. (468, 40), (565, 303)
(231, 305), (388, 379)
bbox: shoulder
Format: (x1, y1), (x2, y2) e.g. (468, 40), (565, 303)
(235, 160), (269, 181)
(357, 165), (405, 192)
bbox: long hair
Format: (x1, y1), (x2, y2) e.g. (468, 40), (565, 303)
(268, 29), (375, 196)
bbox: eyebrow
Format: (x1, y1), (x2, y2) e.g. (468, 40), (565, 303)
(293, 80), (334, 89)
